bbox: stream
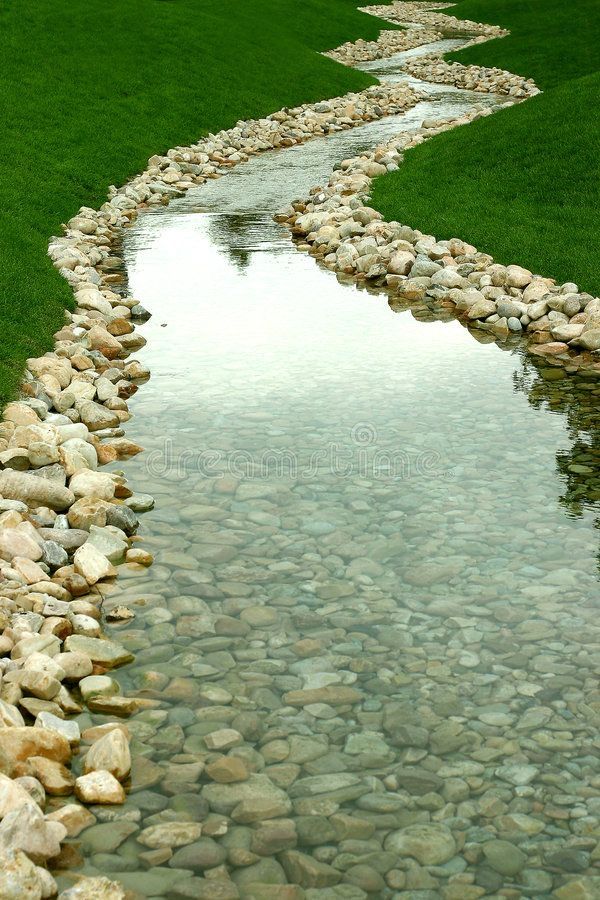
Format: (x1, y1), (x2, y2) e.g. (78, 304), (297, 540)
(62, 39), (600, 899)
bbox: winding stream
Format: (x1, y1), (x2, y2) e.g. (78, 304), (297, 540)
(62, 42), (600, 898)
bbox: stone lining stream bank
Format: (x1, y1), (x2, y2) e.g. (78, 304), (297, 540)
(0, 2), (598, 899)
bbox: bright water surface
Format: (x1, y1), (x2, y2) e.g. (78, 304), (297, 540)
(62, 44), (600, 899)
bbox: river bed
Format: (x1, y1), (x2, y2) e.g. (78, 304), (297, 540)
(59, 43), (600, 899)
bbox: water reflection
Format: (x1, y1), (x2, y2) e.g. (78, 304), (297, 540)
(206, 213), (256, 273)
(515, 356), (600, 553)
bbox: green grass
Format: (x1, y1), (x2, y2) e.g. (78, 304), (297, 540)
(371, 0), (600, 295)
(0, 0), (392, 407)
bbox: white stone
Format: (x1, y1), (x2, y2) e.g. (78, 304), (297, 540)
(83, 729), (131, 782)
(73, 543), (117, 585)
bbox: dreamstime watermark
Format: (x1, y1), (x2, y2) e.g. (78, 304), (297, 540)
(145, 423), (453, 482)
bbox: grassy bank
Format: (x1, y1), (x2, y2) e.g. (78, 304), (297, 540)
(371, 0), (600, 294)
(0, 0), (391, 406)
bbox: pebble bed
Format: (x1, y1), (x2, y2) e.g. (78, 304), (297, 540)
(0, 2), (598, 899)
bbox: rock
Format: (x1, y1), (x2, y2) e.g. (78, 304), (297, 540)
(250, 818), (297, 856)
(80, 819), (138, 854)
(552, 877), (600, 900)
(384, 823), (456, 864)
(552, 323), (584, 342)
(57, 876), (127, 899)
(205, 729), (243, 750)
(124, 493), (154, 512)
(0, 701), (25, 728)
(0, 803), (66, 863)
(79, 674), (120, 702)
(394, 767), (444, 795)
(170, 837), (227, 870)
(206, 756), (250, 783)
(505, 264), (533, 287)
(19, 670), (61, 701)
(482, 839), (527, 876)
(73, 543), (117, 584)
(282, 686), (361, 707)
(105, 503), (138, 535)
(46, 804), (96, 837)
(572, 328), (600, 351)
(0, 530), (43, 562)
(387, 251), (414, 275)
(431, 268), (467, 289)
(203, 774), (291, 818)
(74, 770), (125, 804)
(69, 471), (117, 501)
(55, 652), (93, 681)
(0, 772), (38, 818)
(507, 315), (523, 332)
(28, 757), (75, 796)
(0, 471), (74, 511)
(76, 401), (120, 432)
(63, 635), (133, 668)
(280, 850), (341, 888)
(137, 821), (203, 849)
(467, 298), (497, 319)
(86, 525), (127, 562)
(66, 498), (111, 530)
(12, 634), (61, 660)
(495, 763), (538, 786)
(0, 847), (46, 899)
(83, 729), (130, 781)
(0, 728), (71, 771)
(35, 712), (80, 745)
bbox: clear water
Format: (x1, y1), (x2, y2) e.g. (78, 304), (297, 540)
(59, 43), (600, 899)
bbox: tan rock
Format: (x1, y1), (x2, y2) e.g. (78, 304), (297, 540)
(46, 803), (96, 837)
(86, 326), (123, 359)
(206, 756), (250, 784)
(0, 701), (25, 728)
(0, 847), (46, 899)
(19, 670), (62, 701)
(205, 728), (243, 751)
(76, 400), (120, 432)
(0, 803), (67, 863)
(83, 729), (131, 781)
(0, 471), (75, 511)
(505, 264), (533, 288)
(67, 497), (111, 530)
(0, 728), (71, 771)
(74, 770), (125, 804)
(57, 875), (127, 898)
(0, 529), (43, 562)
(282, 686), (362, 707)
(73, 544), (117, 585)
(12, 557), (47, 583)
(28, 757), (75, 796)
(69, 471), (117, 501)
(280, 849), (341, 888)
(27, 357), (73, 389)
(55, 651), (94, 681)
(137, 821), (203, 849)
(0, 772), (38, 818)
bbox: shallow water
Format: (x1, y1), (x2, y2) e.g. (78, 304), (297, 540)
(61, 41), (600, 899)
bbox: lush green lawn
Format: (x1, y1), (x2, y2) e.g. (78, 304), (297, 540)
(0, 0), (391, 406)
(371, 0), (600, 295)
